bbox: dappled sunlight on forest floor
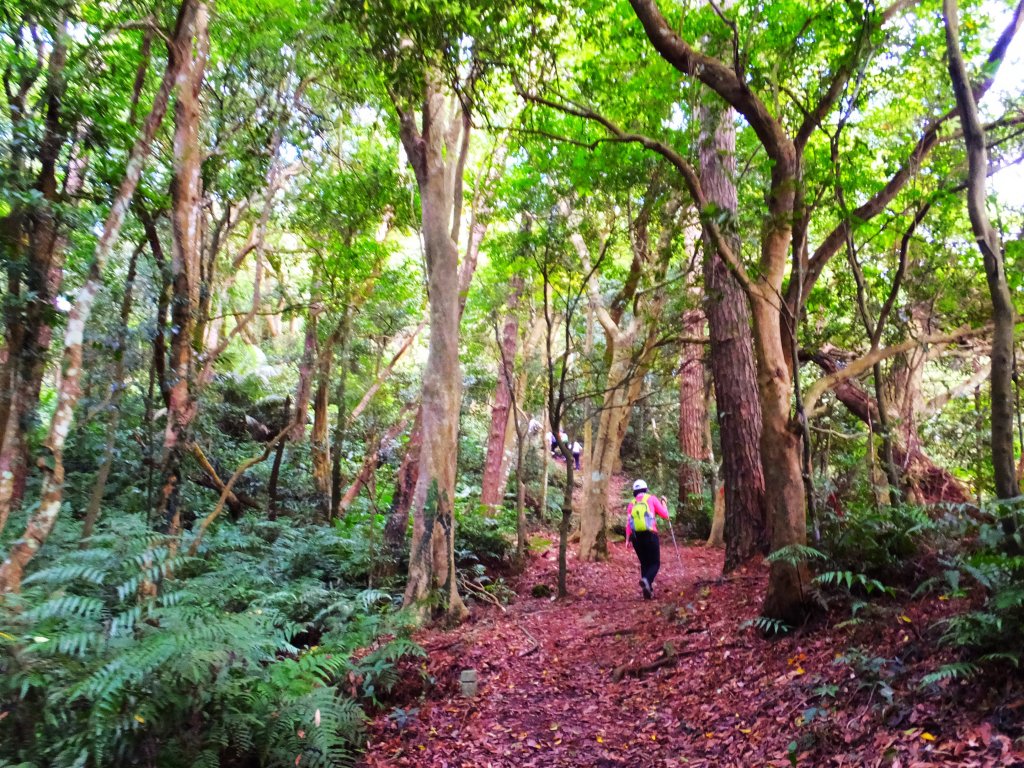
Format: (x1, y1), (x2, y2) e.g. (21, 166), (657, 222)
(362, 485), (1024, 767)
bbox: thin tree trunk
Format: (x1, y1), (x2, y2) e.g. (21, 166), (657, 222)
(677, 309), (708, 536)
(312, 321), (342, 518)
(0, 0), (200, 593)
(558, 449), (575, 598)
(291, 306), (319, 442)
(80, 244), (143, 542)
(267, 396), (291, 520)
(338, 407), (414, 514)
(480, 279), (523, 511)
(330, 315), (351, 519)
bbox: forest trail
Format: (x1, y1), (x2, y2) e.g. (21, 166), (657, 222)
(362, 484), (1020, 768)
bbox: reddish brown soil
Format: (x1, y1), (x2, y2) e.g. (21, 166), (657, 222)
(361, 478), (1024, 767)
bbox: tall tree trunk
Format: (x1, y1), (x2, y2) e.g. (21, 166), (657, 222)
(0, 0), (200, 593)
(698, 97), (769, 571)
(480, 278), (523, 511)
(397, 77), (468, 621)
(752, 289), (810, 623)
(677, 309), (709, 536)
(158, 6), (210, 536)
(291, 305), (319, 442)
(944, 0), (1020, 503)
(330, 320), (351, 519)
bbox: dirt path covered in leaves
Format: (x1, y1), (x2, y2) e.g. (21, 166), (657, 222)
(362, 480), (1023, 767)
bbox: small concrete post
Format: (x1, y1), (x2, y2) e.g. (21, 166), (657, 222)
(460, 668), (478, 698)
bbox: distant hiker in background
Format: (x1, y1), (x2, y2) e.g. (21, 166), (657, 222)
(571, 439), (582, 470)
(547, 431), (558, 457)
(625, 479), (670, 599)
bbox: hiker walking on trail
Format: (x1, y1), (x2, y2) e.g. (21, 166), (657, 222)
(625, 479), (670, 599)
(571, 439), (582, 470)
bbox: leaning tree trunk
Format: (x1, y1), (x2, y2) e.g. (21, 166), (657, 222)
(699, 96), (768, 571)
(677, 309), (709, 536)
(0, 0), (200, 593)
(397, 78), (468, 621)
(944, 0), (1020, 503)
(480, 280), (522, 512)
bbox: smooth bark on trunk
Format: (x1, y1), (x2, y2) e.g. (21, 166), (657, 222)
(677, 309), (709, 536)
(480, 279), (523, 511)
(0, 0), (199, 593)
(379, 138), (497, 571)
(397, 78), (468, 621)
(157, 5), (209, 536)
(557, 451), (575, 598)
(699, 97), (769, 570)
(751, 289), (810, 623)
(944, 0), (1020, 503)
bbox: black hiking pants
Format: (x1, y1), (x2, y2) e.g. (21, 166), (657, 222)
(631, 530), (660, 586)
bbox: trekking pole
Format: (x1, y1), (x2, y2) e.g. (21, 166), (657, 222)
(667, 506), (684, 576)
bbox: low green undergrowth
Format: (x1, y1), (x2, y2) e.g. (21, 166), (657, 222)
(0, 514), (420, 768)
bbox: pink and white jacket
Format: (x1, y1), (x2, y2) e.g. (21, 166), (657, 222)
(625, 493), (670, 540)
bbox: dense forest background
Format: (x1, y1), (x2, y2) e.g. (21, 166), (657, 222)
(0, 0), (1022, 764)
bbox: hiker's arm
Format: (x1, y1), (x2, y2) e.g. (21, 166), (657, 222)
(654, 496), (670, 519)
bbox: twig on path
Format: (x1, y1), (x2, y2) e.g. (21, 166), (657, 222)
(518, 624), (539, 657)
(460, 579), (507, 612)
(425, 639), (464, 654)
(611, 640), (743, 682)
(588, 626), (640, 639)
(612, 641), (677, 682)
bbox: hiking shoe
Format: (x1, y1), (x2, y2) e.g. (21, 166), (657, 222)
(640, 578), (652, 600)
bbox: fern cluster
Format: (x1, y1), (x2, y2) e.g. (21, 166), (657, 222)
(921, 512), (1024, 683)
(0, 515), (421, 767)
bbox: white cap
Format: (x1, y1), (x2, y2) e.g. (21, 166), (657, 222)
(632, 479), (647, 493)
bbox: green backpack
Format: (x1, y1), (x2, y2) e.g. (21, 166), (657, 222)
(629, 493), (654, 533)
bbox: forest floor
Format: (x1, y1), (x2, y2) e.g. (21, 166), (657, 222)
(361, 474), (1024, 768)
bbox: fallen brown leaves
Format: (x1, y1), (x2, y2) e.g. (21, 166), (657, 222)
(360, 524), (1024, 767)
